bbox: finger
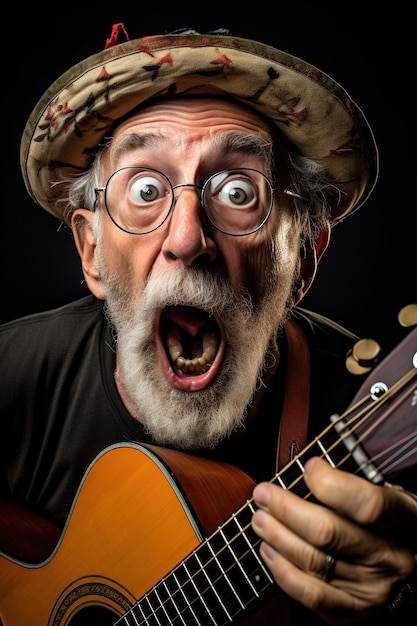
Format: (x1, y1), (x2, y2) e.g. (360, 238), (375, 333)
(304, 457), (417, 530)
(252, 480), (415, 576)
(255, 544), (382, 624)
(252, 506), (391, 585)
(253, 481), (374, 559)
(252, 507), (335, 578)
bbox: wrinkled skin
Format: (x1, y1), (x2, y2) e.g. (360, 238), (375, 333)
(252, 459), (417, 624)
(72, 97), (417, 624)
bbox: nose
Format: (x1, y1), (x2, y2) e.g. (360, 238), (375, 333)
(161, 185), (217, 267)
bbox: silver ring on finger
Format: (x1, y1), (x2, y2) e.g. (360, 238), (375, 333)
(323, 554), (336, 583)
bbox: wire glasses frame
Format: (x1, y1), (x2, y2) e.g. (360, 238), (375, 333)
(94, 166), (303, 236)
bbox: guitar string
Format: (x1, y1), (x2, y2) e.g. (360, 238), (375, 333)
(376, 433), (417, 476)
(119, 367), (417, 625)
(276, 367), (417, 497)
(349, 391), (417, 476)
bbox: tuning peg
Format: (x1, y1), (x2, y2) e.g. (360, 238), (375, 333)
(398, 304), (417, 328)
(345, 338), (382, 376)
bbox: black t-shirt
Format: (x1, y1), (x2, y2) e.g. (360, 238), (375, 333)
(0, 294), (369, 527)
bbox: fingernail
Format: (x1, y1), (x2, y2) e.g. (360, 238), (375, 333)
(252, 508), (268, 529)
(260, 541), (277, 563)
(253, 483), (271, 507)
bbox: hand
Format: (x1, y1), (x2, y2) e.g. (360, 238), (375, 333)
(251, 456), (417, 625)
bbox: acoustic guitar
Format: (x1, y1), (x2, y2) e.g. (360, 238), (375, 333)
(0, 327), (416, 625)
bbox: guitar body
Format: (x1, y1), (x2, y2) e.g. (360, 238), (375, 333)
(0, 444), (264, 625)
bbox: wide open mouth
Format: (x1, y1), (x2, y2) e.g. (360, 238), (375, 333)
(159, 305), (222, 376)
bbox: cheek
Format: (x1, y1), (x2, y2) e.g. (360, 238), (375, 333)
(216, 235), (278, 304)
(99, 227), (161, 291)
(242, 241), (275, 304)
(241, 219), (301, 304)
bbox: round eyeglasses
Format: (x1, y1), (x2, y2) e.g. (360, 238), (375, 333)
(94, 167), (303, 236)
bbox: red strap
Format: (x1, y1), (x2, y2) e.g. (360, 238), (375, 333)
(276, 319), (310, 471)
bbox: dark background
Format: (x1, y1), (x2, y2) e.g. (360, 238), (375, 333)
(3, 4), (415, 356)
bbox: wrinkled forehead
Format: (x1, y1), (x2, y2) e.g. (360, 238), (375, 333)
(110, 95), (274, 141)
(104, 95), (290, 173)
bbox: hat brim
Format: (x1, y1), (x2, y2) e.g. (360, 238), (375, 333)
(21, 32), (378, 225)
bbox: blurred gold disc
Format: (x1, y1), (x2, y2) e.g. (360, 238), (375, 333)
(398, 304), (417, 328)
(351, 338), (381, 367)
(345, 352), (373, 375)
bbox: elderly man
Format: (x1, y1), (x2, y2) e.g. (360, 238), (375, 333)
(1, 26), (416, 625)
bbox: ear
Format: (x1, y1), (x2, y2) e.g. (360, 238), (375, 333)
(71, 209), (105, 300)
(295, 226), (330, 304)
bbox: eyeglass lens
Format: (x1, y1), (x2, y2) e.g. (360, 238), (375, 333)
(102, 167), (274, 235)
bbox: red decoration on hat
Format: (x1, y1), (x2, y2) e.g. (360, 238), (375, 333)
(211, 54), (233, 68)
(104, 23), (130, 49)
(96, 66), (111, 82)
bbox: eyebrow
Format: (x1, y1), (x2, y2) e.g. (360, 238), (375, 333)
(109, 131), (273, 164)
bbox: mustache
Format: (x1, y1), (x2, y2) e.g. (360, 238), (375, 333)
(142, 267), (253, 318)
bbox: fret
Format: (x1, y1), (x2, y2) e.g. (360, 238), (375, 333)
(145, 568), (199, 625)
(316, 438), (336, 467)
(123, 603), (145, 625)
(324, 421), (371, 478)
(165, 558), (222, 625)
(158, 579), (187, 625)
(218, 507), (273, 596)
(218, 524), (254, 604)
(295, 457), (305, 472)
(184, 557), (220, 623)
(205, 516), (271, 614)
(195, 539), (243, 621)
(161, 569), (188, 617)
(322, 426), (352, 467)
(274, 459), (309, 496)
(172, 567), (204, 625)
(194, 548), (235, 622)
(118, 610), (138, 625)
(234, 500), (269, 578)
(273, 430), (352, 496)
(180, 547), (235, 624)
(275, 473), (286, 487)
(128, 610), (141, 626)
(133, 593), (162, 626)
(146, 586), (172, 624)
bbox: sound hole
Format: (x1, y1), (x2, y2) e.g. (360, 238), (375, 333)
(70, 606), (118, 625)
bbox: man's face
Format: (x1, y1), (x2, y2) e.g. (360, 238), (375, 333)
(85, 97), (302, 449)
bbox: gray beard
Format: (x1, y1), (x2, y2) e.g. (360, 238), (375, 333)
(97, 255), (294, 450)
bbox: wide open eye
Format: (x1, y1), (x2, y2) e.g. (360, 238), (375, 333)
(104, 167), (173, 234)
(215, 174), (256, 207)
(203, 169), (272, 235)
(128, 174), (168, 205)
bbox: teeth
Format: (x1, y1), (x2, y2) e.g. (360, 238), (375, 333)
(167, 341), (182, 363)
(167, 331), (218, 374)
(203, 332), (217, 361)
